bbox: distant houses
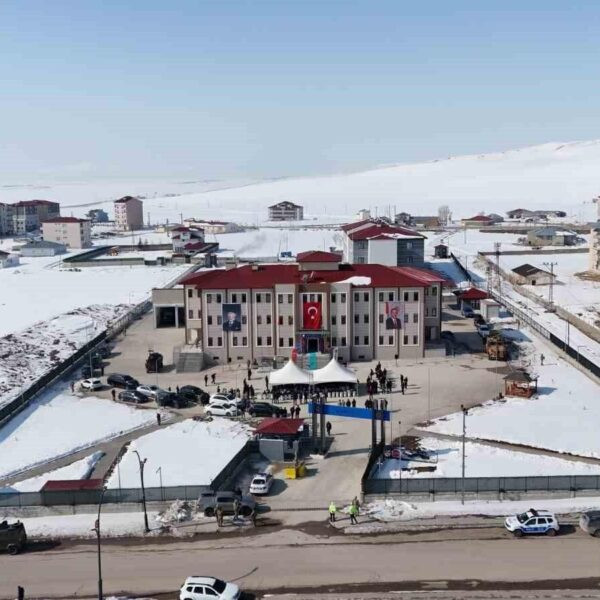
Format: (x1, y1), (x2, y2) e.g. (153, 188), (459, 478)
(0, 250), (19, 268)
(183, 218), (244, 234)
(19, 240), (67, 257)
(511, 264), (557, 286)
(460, 214), (495, 228)
(42, 217), (92, 249)
(506, 208), (567, 221)
(0, 200), (60, 235)
(268, 201), (304, 221)
(526, 227), (579, 247)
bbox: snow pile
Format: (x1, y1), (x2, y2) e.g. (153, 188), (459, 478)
(0, 389), (156, 479)
(360, 498), (422, 522)
(155, 500), (197, 525)
(0, 304), (128, 409)
(338, 276), (372, 286)
(372, 437), (600, 479)
(2, 451), (104, 493)
(107, 419), (252, 488)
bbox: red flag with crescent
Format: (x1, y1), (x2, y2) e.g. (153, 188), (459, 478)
(303, 301), (322, 330)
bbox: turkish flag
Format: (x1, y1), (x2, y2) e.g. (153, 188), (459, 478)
(303, 302), (322, 330)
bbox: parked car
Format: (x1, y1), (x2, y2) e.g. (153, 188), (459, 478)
(96, 345), (111, 359)
(249, 472), (274, 495)
(80, 378), (102, 391)
(80, 365), (103, 379)
(248, 402), (285, 418)
(198, 491), (255, 517)
(157, 392), (189, 409)
(145, 351), (164, 374)
(118, 390), (148, 404)
(180, 385), (210, 405)
(477, 324), (491, 339)
(504, 509), (559, 537)
(579, 511), (600, 537)
(179, 576), (241, 600)
(107, 373), (139, 389)
(136, 384), (164, 400)
(0, 521), (27, 555)
(462, 306), (474, 318)
(205, 400), (239, 418)
(209, 393), (241, 405)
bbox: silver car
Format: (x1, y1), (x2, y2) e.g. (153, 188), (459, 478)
(579, 511), (600, 537)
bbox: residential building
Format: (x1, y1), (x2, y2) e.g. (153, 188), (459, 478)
(507, 208), (566, 221)
(411, 216), (440, 229)
(341, 219), (425, 266)
(19, 240), (67, 257)
(171, 226), (205, 252)
(183, 219), (243, 234)
(42, 217), (91, 249)
(506, 208), (535, 220)
(86, 208), (109, 223)
(0, 200), (60, 235)
(433, 244), (449, 259)
(268, 201), (304, 221)
(394, 212), (412, 226)
(589, 223), (600, 273)
(0, 250), (19, 268)
(356, 209), (371, 221)
(178, 252), (444, 364)
(511, 264), (557, 286)
(527, 227), (578, 247)
(113, 196), (143, 231)
(457, 288), (489, 310)
(460, 214), (494, 228)
(488, 213), (505, 224)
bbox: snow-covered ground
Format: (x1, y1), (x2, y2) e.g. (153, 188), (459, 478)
(106, 419), (251, 488)
(0, 304), (128, 409)
(372, 437), (600, 480)
(0, 387), (156, 480)
(1, 452), (104, 493)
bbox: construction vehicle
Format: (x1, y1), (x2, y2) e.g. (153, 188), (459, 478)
(486, 331), (507, 360)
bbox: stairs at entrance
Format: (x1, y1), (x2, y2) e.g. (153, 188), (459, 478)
(176, 351), (204, 373)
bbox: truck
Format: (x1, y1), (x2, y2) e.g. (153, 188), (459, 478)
(0, 521), (27, 555)
(486, 331), (507, 360)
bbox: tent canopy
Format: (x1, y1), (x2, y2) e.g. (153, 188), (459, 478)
(268, 359), (311, 386)
(312, 358), (358, 385)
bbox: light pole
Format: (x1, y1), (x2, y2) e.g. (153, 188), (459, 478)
(577, 345), (587, 364)
(156, 466), (164, 502)
(133, 450), (150, 533)
(427, 367), (431, 422)
(92, 486), (107, 600)
(461, 405), (468, 505)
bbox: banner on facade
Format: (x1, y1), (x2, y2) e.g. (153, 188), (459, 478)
(303, 301), (322, 330)
(222, 303), (242, 332)
(384, 300), (403, 330)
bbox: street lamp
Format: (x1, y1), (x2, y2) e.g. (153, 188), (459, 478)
(92, 486), (107, 600)
(133, 450), (150, 533)
(461, 405), (468, 505)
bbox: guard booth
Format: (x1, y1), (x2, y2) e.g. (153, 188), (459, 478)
(504, 370), (538, 398)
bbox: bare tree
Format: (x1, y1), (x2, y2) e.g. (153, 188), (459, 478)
(438, 205), (451, 226)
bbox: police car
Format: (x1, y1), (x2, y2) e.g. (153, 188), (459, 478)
(504, 508), (559, 537)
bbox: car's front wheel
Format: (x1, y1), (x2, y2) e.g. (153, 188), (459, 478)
(546, 528), (557, 536)
(204, 507), (215, 517)
(513, 529), (523, 538)
(205, 410), (212, 416)
(7, 544), (19, 555)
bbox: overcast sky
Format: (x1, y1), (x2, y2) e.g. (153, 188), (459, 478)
(2, 0), (600, 181)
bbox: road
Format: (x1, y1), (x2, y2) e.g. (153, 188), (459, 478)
(3, 530), (600, 599)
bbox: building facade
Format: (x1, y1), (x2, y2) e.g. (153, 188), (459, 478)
(268, 201), (304, 221)
(113, 196), (143, 231)
(527, 227), (578, 247)
(42, 217), (91, 249)
(20, 240), (67, 256)
(86, 208), (109, 223)
(341, 219), (425, 266)
(180, 254), (443, 365)
(183, 219), (243, 234)
(0, 200), (60, 235)
(511, 264), (556, 286)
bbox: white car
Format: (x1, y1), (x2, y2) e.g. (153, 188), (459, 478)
(136, 384), (162, 399)
(205, 399), (239, 418)
(180, 576), (241, 600)
(504, 509), (559, 537)
(209, 393), (242, 406)
(80, 378), (102, 391)
(249, 472), (274, 495)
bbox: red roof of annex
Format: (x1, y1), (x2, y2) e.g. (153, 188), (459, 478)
(43, 217), (89, 224)
(182, 262), (444, 290)
(296, 250), (342, 263)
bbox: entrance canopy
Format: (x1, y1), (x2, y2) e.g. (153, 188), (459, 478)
(268, 359), (311, 386)
(312, 358), (358, 385)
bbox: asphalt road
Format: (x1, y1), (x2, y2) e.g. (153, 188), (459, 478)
(3, 531), (600, 599)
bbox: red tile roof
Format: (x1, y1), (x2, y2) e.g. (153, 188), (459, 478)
(296, 250), (341, 263)
(463, 215), (493, 222)
(43, 217), (89, 224)
(13, 199), (59, 207)
(254, 418), (305, 436)
(347, 223), (424, 241)
(340, 219), (372, 232)
(459, 288), (489, 300)
(41, 479), (103, 491)
(182, 262), (444, 290)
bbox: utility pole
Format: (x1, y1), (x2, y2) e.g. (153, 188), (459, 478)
(93, 487), (106, 600)
(133, 450), (150, 533)
(542, 262), (557, 309)
(461, 405), (468, 505)
(494, 242), (502, 301)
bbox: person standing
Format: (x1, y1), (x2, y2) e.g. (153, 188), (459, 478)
(70, 381), (75, 393)
(540, 353), (545, 365)
(215, 506), (224, 527)
(204, 374), (208, 387)
(265, 375), (269, 391)
(247, 367), (252, 380)
(349, 502), (359, 525)
(111, 388), (116, 401)
(352, 496), (361, 514)
(233, 498), (240, 520)
(211, 373), (216, 384)
(328, 501), (337, 523)
(326, 421), (332, 436)
(156, 412), (161, 426)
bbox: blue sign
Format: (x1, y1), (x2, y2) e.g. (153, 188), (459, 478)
(308, 403), (390, 421)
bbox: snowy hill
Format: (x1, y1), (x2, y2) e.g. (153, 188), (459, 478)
(4, 140), (600, 223)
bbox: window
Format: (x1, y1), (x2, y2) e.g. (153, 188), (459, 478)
(242, 336), (247, 346)
(217, 336), (222, 346)
(425, 308), (429, 316)
(379, 314), (384, 324)
(406, 241), (413, 249)
(432, 286), (438, 296)
(207, 316), (213, 325)
(188, 309), (193, 319)
(341, 315), (346, 325)
(256, 293), (262, 303)
(432, 308), (437, 317)
(364, 314), (369, 323)
(388, 335), (393, 344)
(354, 292), (359, 302)
(278, 315), (284, 325)
(354, 335), (359, 345)
(288, 315), (293, 325)
(403, 292), (409, 302)
(231, 293), (237, 303)
(204, 588), (218, 597)
(378, 292), (384, 302)
(196, 289), (201, 298)
(197, 310), (201, 319)
(288, 337), (293, 346)
(216, 294), (222, 303)
(363, 335), (369, 345)
(217, 315), (222, 325)
(241, 315), (247, 325)
(388, 292), (394, 301)
(332, 337), (337, 346)
(278, 337), (284, 346)
(241, 293), (247, 303)
(266, 336), (272, 346)
(187, 289), (192, 298)
(265, 293), (271, 303)
(413, 313), (418, 323)
(309, 294), (315, 302)
(257, 336), (263, 346)
(354, 314), (359, 324)
(379, 335), (383, 345)
(331, 293), (337, 303)
(404, 314), (409, 323)
(257, 315), (262, 325)
(413, 292), (419, 301)
(287, 294), (293, 303)
(278, 294), (283, 304)
(207, 293), (213, 303)
(208, 336), (214, 347)
(364, 292), (369, 302)
(233, 337), (238, 346)
(357, 256), (365, 264)
(341, 293), (347, 303)
(331, 315), (337, 325)
(425, 288), (429, 296)
(403, 335), (408, 345)
(413, 335), (418, 345)
(266, 315), (271, 324)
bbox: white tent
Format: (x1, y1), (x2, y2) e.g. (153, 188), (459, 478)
(268, 359), (311, 386)
(312, 358), (358, 385)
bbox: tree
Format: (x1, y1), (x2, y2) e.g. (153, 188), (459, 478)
(438, 205), (451, 226)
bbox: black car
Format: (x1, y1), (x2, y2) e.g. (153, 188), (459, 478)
(179, 385), (210, 404)
(157, 392), (189, 409)
(96, 345), (111, 358)
(80, 365), (102, 379)
(107, 373), (139, 389)
(249, 402), (285, 417)
(118, 390), (148, 404)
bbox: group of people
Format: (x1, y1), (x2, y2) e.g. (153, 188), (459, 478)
(328, 496), (361, 525)
(366, 362), (393, 398)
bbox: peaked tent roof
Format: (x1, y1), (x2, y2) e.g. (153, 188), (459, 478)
(268, 359), (311, 386)
(312, 358), (358, 384)
(254, 418), (305, 436)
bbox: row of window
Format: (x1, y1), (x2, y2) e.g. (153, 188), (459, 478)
(207, 334), (418, 348)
